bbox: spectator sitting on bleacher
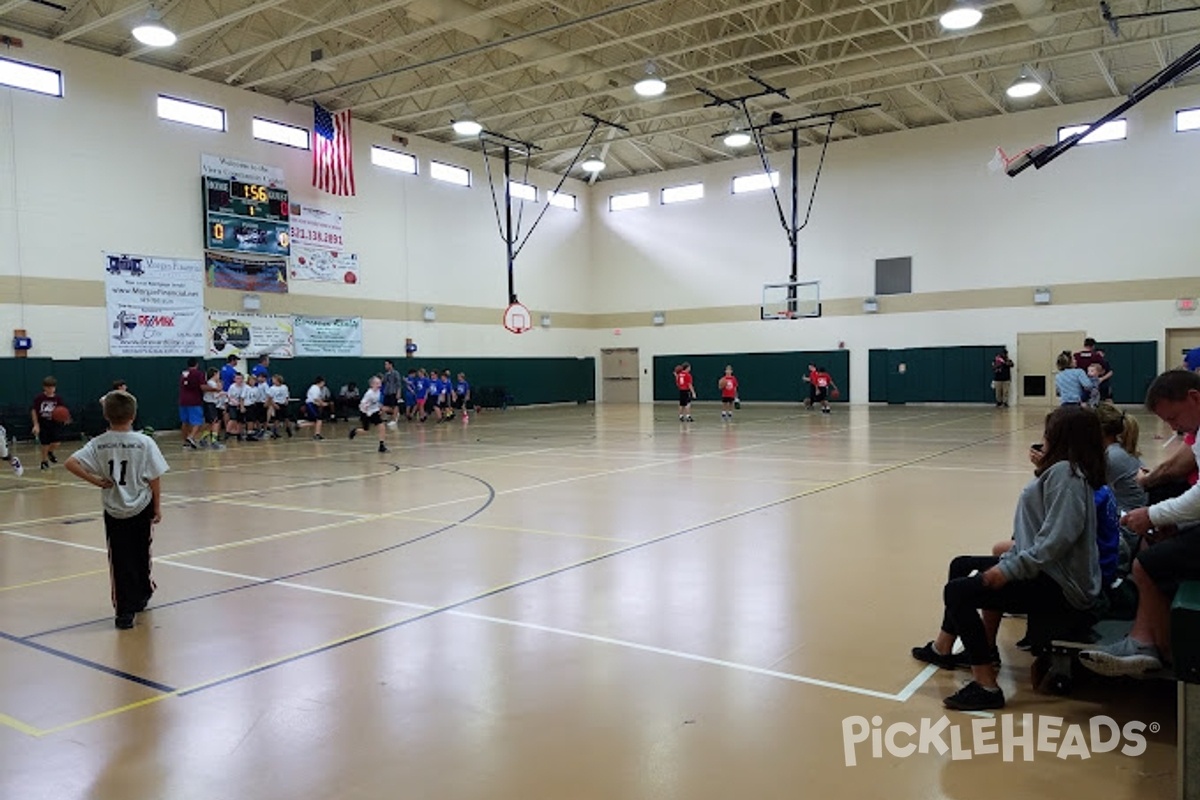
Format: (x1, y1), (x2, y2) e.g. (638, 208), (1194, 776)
(911, 406), (1104, 711)
(1080, 369), (1200, 677)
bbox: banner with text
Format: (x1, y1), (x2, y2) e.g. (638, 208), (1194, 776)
(201, 154), (285, 187)
(104, 253), (206, 357)
(207, 312), (294, 359)
(288, 204), (360, 284)
(206, 254), (289, 294)
(294, 316), (364, 356)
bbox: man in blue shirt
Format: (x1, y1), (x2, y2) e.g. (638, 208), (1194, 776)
(251, 354), (271, 386)
(219, 355), (240, 391)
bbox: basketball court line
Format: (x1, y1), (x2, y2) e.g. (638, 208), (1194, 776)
(0, 567), (110, 593)
(12, 419), (1029, 711)
(1, 411), (1028, 737)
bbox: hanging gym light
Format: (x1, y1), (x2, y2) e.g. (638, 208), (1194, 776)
(939, 0), (983, 30)
(633, 62), (667, 97)
(131, 9), (176, 47)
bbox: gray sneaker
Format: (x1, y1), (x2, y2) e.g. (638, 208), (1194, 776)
(1079, 636), (1163, 677)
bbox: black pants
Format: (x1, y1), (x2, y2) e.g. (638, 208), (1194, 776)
(104, 504), (155, 616)
(940, 555), (1070, 665)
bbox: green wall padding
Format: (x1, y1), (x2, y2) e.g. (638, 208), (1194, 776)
(0, 356), (594, 437)
(868, 346), (1005, 404)
(652, 350), (850, 403)
(1096, 341), (1157, 405)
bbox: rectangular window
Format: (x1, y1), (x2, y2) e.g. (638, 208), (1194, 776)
(732, 171), (780, 194)
(1176, 108), (1200, 133)
(157, 95), (226, 131)
(430, 160), (471, 187)
(661, 182), (704, 204)
(252, 117), (310, 149)
(1057, 119), (1126, 145)
(509, 181), (537, 201)
(0, 56), (62, 97)
(547, 191), (577, 210)
(370, 146), (418, 174)
(609, 191), (650, 211)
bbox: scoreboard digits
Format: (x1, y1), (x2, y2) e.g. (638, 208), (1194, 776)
(203, 177), (291, 256)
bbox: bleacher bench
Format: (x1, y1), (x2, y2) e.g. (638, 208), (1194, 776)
(1172, 580), (1200, 800)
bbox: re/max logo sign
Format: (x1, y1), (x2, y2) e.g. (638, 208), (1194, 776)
(137, 315), (176, 327)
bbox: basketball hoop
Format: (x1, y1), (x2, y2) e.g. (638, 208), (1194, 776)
(503, 302), (533, 334)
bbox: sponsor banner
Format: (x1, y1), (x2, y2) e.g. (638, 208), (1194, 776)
(104, 253), (206, 357)
(201, 153), (285, 187)
(294, 316), (363, 356)
(289, 204), (360, 283)
(206, 254), (289, 294)
(207, 312), (294, 359)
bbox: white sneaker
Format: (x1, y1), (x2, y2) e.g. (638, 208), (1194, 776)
(10, 456), (22, 477)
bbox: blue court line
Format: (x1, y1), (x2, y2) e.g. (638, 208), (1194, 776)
(179, 419), (1035, 697)
(0, 630), (176, 693)
(23, 464), (494, 640)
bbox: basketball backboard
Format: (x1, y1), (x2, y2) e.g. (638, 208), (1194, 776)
(761, 281), (820, 320)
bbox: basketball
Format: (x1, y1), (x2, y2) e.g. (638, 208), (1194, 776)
(830, 388), (841, 400)
(51, 405), (71, 424)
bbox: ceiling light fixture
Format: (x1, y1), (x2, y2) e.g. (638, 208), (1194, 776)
(939, 0), (983, 30)
(633, 62), (667, 97)
(451, 118), (483, 136)
(131, 9), (177, 47)
(1006, 67), (1042, 98)
(580, 153), (606, 173)
(723, 129), (752, 148)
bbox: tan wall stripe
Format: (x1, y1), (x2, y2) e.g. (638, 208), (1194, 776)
(2, 275), (1197, 330)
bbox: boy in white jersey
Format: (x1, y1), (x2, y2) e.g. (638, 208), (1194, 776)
(349, 376), (389, 453)
(0, 425), (23, 476)
(266, 374), (293, 438)
(225, 373), (247, 441)
(64, 391), (168, 630)
(243, 374), (265, 440)
(305, 377), (327, 440)
(201, 368), (227, 449)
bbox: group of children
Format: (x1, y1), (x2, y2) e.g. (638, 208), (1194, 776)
(672, 362), (840, 421)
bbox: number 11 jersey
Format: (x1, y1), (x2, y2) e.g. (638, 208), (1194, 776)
(70, 431), (169, 519)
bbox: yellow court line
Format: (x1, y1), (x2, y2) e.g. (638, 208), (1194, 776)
(390, 515), (635, 544)
(36, 693), (176, 738)
(0, 711), (43, 737)
(0, 567), (109, 593)
(205, 498), (371, 518)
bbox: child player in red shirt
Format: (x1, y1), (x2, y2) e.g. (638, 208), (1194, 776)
(719, 365), (739, 420)
(675, 363), (696, 422)
(813, 366), (839, 414)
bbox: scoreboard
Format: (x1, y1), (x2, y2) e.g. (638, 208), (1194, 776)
(202, 177), (291, 257)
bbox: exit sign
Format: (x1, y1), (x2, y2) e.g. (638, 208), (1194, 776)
(1178, 298), (1198, 311)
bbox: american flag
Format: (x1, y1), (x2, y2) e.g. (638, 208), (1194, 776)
(313, 102), (356, 196)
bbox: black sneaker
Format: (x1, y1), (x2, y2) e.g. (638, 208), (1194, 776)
(40, 461), (50, 471)
(48, 451), (58, 463)
(943, 681), (1005, 711)
(114, 614), (135, 630)
(313, 434), (324, 441)
(949, 648), (1002, 670)
(911, 641), (960, 670)
(349, 428), (358, 440)
(378, 443), (389, 453)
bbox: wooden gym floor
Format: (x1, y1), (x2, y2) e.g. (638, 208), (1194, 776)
(0, 404), (1179, 799)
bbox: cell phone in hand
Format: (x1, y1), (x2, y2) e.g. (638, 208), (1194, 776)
(1031, 443), (1044, 451)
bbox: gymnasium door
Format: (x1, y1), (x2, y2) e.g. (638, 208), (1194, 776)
(1016, 330), (1086, 407)
(1166, 328), (1200, 369)
(601, 348), (640, 403)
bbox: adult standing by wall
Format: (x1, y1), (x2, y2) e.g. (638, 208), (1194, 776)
(1074, 338), (1114, 403)
(178, 357), (206, 450)
(251, 354), (271, 386)
(992, 348), (1014, 408)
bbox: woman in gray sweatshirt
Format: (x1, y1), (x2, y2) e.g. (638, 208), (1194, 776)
(911, 406), (1106, 711)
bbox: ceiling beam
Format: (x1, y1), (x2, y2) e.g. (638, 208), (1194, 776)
(1092, 51), (1120, 95)
(123, 0), (296, 60)
(56, 1), (149, 42)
